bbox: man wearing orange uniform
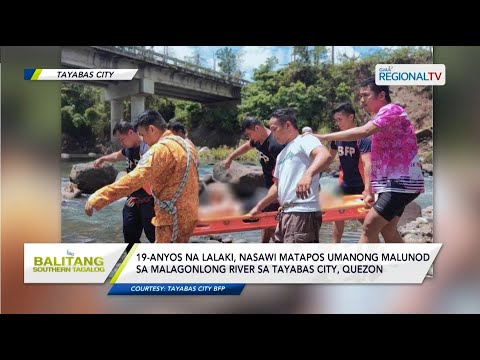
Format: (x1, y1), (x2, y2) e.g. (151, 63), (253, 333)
(85, 110), (199, 243)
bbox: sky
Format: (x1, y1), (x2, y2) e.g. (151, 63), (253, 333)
(151, 46), (427, 81)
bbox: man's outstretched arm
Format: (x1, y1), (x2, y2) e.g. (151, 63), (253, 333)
(314, 122), (380, 142)
(224, 142), (253, 169)
(93, 150), (125, 168)
(85, 151), (156, 216)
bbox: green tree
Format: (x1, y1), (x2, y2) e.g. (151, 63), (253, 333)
(174, 100), (204, 129)
(238, 83), (276, 121)
(292, 46), (310, 64)
(216, 47), (239, 76)
(146, 96), (176, 121)
(272, 82), (327, 130)
(253, 56), (279, 80)
(312, 46), (328, 65)
(283, 63), (320, 87)
(61, 83), (109, 141)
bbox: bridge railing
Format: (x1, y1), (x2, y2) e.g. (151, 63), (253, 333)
(97, 46), (248, 86)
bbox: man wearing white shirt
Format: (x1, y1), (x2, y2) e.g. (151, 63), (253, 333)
(249, 108), (332, 243)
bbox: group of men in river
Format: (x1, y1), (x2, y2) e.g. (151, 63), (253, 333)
(85, 77), (424, 246)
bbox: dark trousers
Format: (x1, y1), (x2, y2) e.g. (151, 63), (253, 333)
(122, 201), (155, 253)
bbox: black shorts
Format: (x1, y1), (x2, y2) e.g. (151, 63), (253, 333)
(373, 192), (420, 221)
(340, 185), (364, 195)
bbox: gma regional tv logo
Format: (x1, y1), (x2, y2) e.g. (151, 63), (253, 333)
(375, 64), (445, 85)
(33, 250), (105, 273)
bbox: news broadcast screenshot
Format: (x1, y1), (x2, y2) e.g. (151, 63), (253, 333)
(2, 46), (479, 314)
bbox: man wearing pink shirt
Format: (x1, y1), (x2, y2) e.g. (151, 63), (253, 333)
(315, 77), (424, 243)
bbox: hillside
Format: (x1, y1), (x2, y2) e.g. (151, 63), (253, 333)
(391, 85), (432, 130)
(392, 85), (433, 163)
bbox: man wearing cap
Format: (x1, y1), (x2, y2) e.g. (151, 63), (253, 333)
(302, 126), (313, 134)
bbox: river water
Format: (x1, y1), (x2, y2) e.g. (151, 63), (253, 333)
(61, 160), (433, 244)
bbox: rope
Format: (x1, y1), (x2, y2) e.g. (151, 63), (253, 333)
(275, 201), (299, 220)
(126, 196), (153, 207)
(151, 136), (196, 243)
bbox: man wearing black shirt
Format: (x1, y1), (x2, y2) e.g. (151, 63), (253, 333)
(93, 121), (155, 252)
(224, 117), (285, 242)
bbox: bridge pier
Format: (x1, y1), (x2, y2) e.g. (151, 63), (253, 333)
(110, 99), (123, 142)
(62, 46), (245, 143)
(131, 95), (146, 123)
(105, 79), (153, 141)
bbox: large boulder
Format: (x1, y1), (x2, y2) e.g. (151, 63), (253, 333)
(212, 161), (264, 197)
(70, 162), (118, 194)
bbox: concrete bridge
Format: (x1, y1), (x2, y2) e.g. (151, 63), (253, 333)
(61, 46), (246, 139)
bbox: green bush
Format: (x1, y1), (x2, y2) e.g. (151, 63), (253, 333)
(198, 144), (259, 163)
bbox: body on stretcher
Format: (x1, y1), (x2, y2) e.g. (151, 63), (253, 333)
(193, 195), (369, 236)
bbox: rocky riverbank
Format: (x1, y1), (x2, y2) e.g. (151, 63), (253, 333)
(400, 206), (433, 243)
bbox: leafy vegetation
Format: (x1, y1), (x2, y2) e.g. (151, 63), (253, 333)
(62, 46), (432, 153)
(198, 143), (259, 163)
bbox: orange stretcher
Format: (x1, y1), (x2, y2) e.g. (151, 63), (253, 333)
(193, 195), (369, 236)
